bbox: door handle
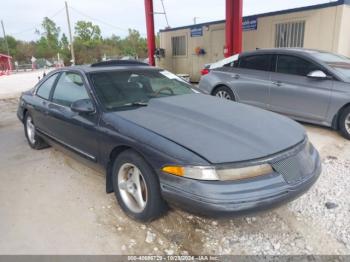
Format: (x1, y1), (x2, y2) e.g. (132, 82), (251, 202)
(272, 81), (282, 86)
(232, 74), (240, 79)
(41, 101), (49, 115)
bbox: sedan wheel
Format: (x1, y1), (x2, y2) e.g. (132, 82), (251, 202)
(213, 86), (235, 101)
(24, 113), (49, 149)
(216, 90), (231, 99)
(112, 150), (167, 222)
(339, 106), (350, 140)
(26, 115), (36, 145)
(118, 163), (148, 213)
(345, 114), (350, 134)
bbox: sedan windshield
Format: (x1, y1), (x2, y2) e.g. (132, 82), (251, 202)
(89, 69), (194, 110)
(311, 52), (350, 82)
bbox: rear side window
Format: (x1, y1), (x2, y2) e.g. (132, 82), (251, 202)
(36, 74), (58, 100)
(239, 55), (273, 71)
(276, 55), (320, 76)
(52, 72), (90, 107)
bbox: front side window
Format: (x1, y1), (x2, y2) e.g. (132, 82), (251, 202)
(52, 72), (90, 107)
(311, 52), (350, 82)
(276, 55), (320, 76)
(239, 55), (273, 71)
(36, 74), (58, 100)
(89, 69), (194, 111)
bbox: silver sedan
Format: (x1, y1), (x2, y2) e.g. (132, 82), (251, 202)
(199, 48), (350, 139)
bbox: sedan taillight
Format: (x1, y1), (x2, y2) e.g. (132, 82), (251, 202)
(200, 68), (210, 75)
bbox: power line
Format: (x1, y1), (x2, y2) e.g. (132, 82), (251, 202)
(160, 0), (170, 28)
(69, 6), (131, 33)
(11, 7), (65, 37)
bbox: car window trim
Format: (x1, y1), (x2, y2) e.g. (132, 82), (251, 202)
(50, 70), (97, 113)
(35, 72), (61, 101)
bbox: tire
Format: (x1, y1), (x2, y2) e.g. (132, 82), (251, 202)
(24, 112), (49, 149)
(213, 86), (235, 100)
(338, 106), (350, 140)
(112, 149), (167, 222)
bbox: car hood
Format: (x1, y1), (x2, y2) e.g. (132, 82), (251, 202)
(111, 94), (306, 164)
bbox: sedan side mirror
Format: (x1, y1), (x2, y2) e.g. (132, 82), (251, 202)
(307, 70), (331, 80)
(71, 99), (95, 114)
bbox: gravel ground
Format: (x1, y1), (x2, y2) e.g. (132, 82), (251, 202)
(0, 96), (349, 255)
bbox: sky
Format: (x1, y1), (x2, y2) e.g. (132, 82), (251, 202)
(0, 0), (337, 41)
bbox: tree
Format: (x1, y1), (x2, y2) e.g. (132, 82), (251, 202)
(120, 29), (147, 58)
(35, 17), (61, 58)
(15, 41), (36, 62)
(0, 35), (17, 57)
(1, 17), (149, 65)
(59, 33), (70, 65)
(74, 21), (101, 43)
(60, 33), (69, 49)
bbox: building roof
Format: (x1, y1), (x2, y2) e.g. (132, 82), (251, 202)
(0, 53), (12, 59)
(160, 0), (350, 33)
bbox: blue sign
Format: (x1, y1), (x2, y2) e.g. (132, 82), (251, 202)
(191, 27), (203, 37)
(243, 17), (258, 31)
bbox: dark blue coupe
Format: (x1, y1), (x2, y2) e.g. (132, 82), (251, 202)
(17, 61), (321, 221)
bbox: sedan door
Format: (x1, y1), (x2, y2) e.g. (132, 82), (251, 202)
(228, 54), (274, 109)
(45, 71), (99, 161)
(269, 54), (333, 122)
(31, 73), (59, 134)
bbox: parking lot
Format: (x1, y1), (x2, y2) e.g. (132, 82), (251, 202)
(0, 88), (349, 255)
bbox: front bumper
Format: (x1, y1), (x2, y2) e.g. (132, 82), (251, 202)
(159, 141), (321, 217)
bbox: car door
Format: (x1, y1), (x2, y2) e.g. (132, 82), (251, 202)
(32, 73), (60, 134)
(46, 71), (99, 161)
(228, 54), (274, 109)
(269, 54), (333, 122)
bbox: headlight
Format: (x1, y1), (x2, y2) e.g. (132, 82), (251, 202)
(161, 164), (273, 181)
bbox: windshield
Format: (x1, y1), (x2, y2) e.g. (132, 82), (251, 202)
(311, 52), (350, 82)
(89, 69), (194, 110)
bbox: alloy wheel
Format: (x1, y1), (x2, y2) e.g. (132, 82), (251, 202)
(26, 116), (36, 144)
(118, 163), (148, 213)
(216, 90), (231, 100)
(345, 113), (350, 135)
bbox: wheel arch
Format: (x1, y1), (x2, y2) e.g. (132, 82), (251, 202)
(22, 108), (28, 123)
(106, 145), (132, 193)
(105, 145), (156, 194)
(332, 102), (350, 129)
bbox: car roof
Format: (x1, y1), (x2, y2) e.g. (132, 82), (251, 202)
(240, 48), (327, 57)
(54, 60), (161, 74)
(71, 65), (158, 73)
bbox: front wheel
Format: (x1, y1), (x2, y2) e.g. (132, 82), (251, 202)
(213, 86), (235, 100)
(112, 150), (167, 222)
(339, 106), (350, 140)
(24, 113), (49, 149)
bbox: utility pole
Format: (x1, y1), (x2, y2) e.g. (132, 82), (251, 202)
(65, 1), (75, 65)
(193, 17), (199, 25)
(1, 20), (10, 56)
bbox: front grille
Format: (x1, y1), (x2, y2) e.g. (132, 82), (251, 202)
(271, 142), (315, 184)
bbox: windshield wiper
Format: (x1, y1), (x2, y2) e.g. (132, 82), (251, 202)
(123, 101), (148, 107)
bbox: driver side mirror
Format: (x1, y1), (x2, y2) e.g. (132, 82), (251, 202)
(71, 99), (95, 114)
(307, 70), (331, 80)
